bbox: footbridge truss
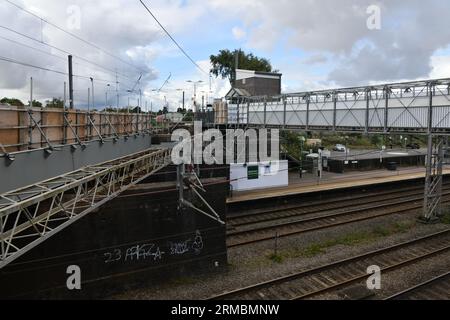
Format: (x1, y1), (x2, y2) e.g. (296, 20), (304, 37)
(0, 148), (172, 269)
(223, 78), (450, 134)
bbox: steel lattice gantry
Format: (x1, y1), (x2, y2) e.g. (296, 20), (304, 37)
(0, 148), (172, 269)
(225, 78), (450, 134)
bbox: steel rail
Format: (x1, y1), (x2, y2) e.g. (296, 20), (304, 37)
(385, 271), (450, 300)
(228, 185), (448, 228)
(209, 229), (450, 300)
(227, 195), (450, 248)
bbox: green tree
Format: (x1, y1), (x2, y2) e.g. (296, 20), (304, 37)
(45, 98), (64, 109)
(0, 97), (25, 106)
(210, 49), (275, 85)
(30, 100), (43, 108)
(183, 110), (194, 122)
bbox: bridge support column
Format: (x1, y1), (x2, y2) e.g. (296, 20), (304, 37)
(422, 136), (447, 222)
(332, 92), (337, 131)
(263, 98), (267, 127)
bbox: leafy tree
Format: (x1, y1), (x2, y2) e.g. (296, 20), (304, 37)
(0, 97), (25, 106)
(30, 100), (43, 108)
(104, 107), (132, 113)
(210, 49), (275, 85)
(130, 107), (142, 113)
(177, 107), (187, 114)
(183, 110), (194, 122)
(45, 98), (64, 109)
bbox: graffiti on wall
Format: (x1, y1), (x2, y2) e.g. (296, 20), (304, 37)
(103, 230), (204, 264)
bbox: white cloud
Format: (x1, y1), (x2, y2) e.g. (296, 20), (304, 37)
(0, 0), (207, 107)
(2, 0), (450, 106)
(430, 55), (450, 79)
(302, 54), (328, 65)
(207, 0), (450, 86)
(232, 27), (246, 40)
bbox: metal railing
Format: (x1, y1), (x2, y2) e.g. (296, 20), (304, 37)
(210, 78), (450, 134)
(0, 106), (156, 153)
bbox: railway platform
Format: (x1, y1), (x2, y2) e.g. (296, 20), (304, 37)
(227, 166), (450, 204)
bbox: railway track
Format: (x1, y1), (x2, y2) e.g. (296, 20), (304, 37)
(227, 191), (450, 248)
(385, 271), (450, 300)
(211, 229), (450, 300)
(228, 184), (433, 228)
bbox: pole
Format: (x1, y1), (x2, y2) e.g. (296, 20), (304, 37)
(234, 49), (239, 86)
(424, 82), (434, 220)
(63, 82), (67, 110)
(194, 83), (197, 113)
(63, 81), (67, 144)
(115, 72), (119, 110)
(182, 91), (185, 110)
(300, 139), (304, 179)
(29, 77), (33, 108)
(68, 55), (74, 109)
(90, 78), (95, 111)
(29, 77), (33, 148)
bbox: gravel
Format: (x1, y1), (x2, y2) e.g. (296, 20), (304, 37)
(110, 206), (450, 300)
(313, 250), (450, 300)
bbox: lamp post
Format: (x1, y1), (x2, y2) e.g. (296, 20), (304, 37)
(127, 90), (133, 113)
(300, 136), (306, 178)
(344, 136), (349, 161)
(380, 145), (386, 164)
(90, 77), (94, 111)
(187, 80), (203, 113)
(176, 89), (185, 111)
(105, 84), (110, 109)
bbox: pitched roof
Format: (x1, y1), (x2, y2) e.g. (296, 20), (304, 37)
(225, 87), (251, 99)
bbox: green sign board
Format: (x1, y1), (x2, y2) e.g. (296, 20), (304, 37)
(247, 166), (259, 180)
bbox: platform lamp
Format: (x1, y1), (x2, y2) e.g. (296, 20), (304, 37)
(187, 80), (203, 113)
(299, 136), (306, 178)
(344, 136), (349, 161)
(105, 84), (111, 109)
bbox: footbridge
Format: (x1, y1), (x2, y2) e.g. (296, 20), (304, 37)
(222, 78), (450, 134)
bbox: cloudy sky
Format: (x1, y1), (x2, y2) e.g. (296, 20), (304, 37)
(1, 0), (450, 111)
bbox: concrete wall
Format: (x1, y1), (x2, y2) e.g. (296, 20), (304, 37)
(230, 160), (288, 192)
(0, 176), (228, 299)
